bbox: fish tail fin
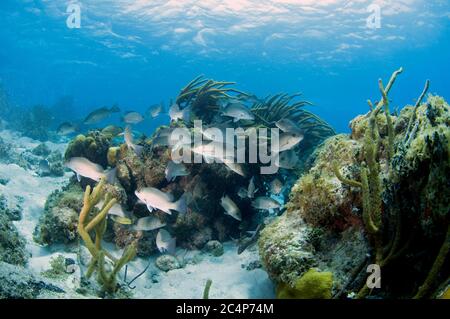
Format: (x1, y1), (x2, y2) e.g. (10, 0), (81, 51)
(105, 167), (117, 184)
(175, 193), (188, 214)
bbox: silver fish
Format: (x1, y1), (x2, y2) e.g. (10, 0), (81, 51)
(156, 229), (176, 255)
(101, 125), (123, 137)
(190, 141), (235, 164)
(133, 216), (166, 231)
(122, 111), (144, 124)
(95, 200), (128, 218)
(83, 105), (120, 124)
(275, 118), (303, 134)
(276, 150), (299, 169)
(38, 159), (51, 175)
(237, 187), (248, 199)
(65, 157), (116, 183)
(135, 187), (187, 215)
(269, 178), (283, 195)
(247, 176), (257, 198)
(221, 103), (255, 122)
(57, 122), (78, 135)
(251, 196), (281, 210)
(165, 160), (189, 182)
(224, 162), (246, 177)
(124, 126), (144, 156)
(169, 104), (190, 122)
(237, 224), (264, 255)
(220, 195), (241, 221)
(278, 132), (304, 152)
(148, 103), (164, 118)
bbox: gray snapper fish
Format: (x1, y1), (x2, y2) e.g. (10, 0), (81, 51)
(275, 118), (303, 134)
(133, 216), (166, 231)
(122, 111), (144, 124)
(237, 187), (248, 199)
(224, 162), (246, 177)
(165, 160), (189, 182)
(124, 126), (144, 156)
(221, 103), (255, 122)
(269, 178), (283, 195)
(276, 149), (299, 169)
(83, 105), (120, 125)
(95, 201), (132, 224)
(237, 224), (264, 255)
(156, 229), (176, 255)
(148, 103), (164, 118)
(101, 125), (123, 137)
(278, 132), (304, 152)
(251, 196), (281, 210)
(65, 157), (116, 183)
(135, 187), (187, 215)
(220, 195), (241, 221)
(57, 122), (78, 135)
(247, 176), (257, 198)
(38, 159), (51, 176)
(169, 103), (190, 122)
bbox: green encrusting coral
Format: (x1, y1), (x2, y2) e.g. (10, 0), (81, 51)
(276, 269), (333, 299)
(65, 131), (112, 168)
(77, 178), (136, 294)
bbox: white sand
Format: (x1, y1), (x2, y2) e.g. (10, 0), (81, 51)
(0, 129), (275, 299)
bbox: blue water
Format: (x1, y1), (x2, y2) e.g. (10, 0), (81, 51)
(1, 0), (449, 133)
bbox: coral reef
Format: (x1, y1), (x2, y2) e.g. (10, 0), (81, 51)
(0, 202), (28, 265)
(155, 254), (182, 272)
(0, 194), (23, 221)
(0, 261), (65, 298)
(65, 131), (112, 168)
(259, 69), (449, 299)
(34, 183), (84, 245)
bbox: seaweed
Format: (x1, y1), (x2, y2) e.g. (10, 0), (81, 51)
(176, 75), (246, 123)
(332, 69), (449, 298)
(251, 93), (335, 140)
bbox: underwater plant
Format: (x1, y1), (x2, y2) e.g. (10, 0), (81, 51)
(175, 75), (247, 123)
(251, 93), (335, 141)
(77, 178), (136, 294)
(259, 68), (449, 299)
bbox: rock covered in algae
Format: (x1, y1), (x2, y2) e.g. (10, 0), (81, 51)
(0, 261), (65, 298)
(155, 255), (182, 272)
(0, 207), (28, 266)
(259, 94), (449, 298)
(287, 134), (363, 230)
(203, 240), (224, 257)
(64, 131), (112, 167)
(33, 183), (84, 245)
